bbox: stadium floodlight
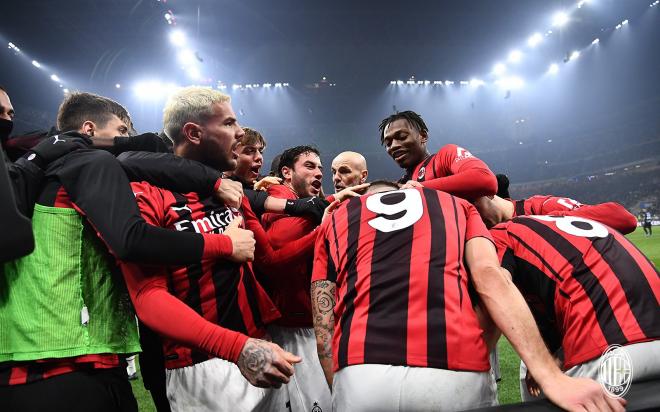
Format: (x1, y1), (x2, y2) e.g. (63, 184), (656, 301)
(496, 76), (524, 90)
(527, 33), (543, 48)
(390, 80), (396, 85)
(133, 81), (169, 99)
(187, 66), (200, 79)
(177, 49), (196, 65)
(274, 82), (282, 87)
(7, 42), (21, 52)
(232, 84), (242, 90)
(433, 80), (442, 85)
(424, 80), (430, 85)
(508, 50), (523, 63)
(283, 83), (289, 87)
(396, 80), (404, 85)
(417, 80), (424, 85)
(547, 63), (559, 75)
(459, 80), (469, 86)
(493, 63), (507, 76)
(31, 60), (41, 68)
(50, 74), (60, 82)
(621, 19), (629, 26)
(169, 30), (186, 47)
(115, 83), (121, 89)
(552, 11), (569, 27)
(569, 50), (580, 61)
(245, 84), (253, 89)
(577, 0), (588, 9)
(407, 80), (415, 85)
(263, 83), (272, 88)
(470, 78), (485, 87)
(615, 23), (622, 30)
(592, 38), (600, 45)
(445, 80), (454, 86)
(63, 88), (69, 94)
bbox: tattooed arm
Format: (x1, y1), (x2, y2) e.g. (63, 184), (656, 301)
(237, 338), (302, 388)
(311, 279), (337, 388)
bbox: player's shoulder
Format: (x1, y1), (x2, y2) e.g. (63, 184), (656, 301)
(266, 184), (296, 199)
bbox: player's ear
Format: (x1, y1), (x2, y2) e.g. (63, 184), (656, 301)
(182, 122), (203, 145)
(81, 120), (96, 136)
(360, 170), (368, 183)
(281, 165), (293, 181)
(419, 130), (428, 145)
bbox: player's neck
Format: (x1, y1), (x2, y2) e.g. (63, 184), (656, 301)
(500, 197), (515, 221)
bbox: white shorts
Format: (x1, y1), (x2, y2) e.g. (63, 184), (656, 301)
(332, 364), (497, 412)
(268, 325), (332, 412)
(165, 357), (285, 412)
(520, 340), (660, 402)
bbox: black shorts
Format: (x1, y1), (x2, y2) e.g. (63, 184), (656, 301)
(0, 367), (138, 412)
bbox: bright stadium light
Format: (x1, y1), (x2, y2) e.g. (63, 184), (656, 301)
(527, 33), (543, 48)
(7, 42), (21, 52)
(493, 63), (507, 76)
(274, 82), (282, 87)
(187, 66), (200, 79)
(396, 80), (404, 85)
(63, 88), (69, 94)
(547, 63), (559, 75)
(424, 80), (430, 85)
(496, 76), (524, 90)
(592, 38), (600, 45)
(283, 83), (289, 87)
(445, 80), (454, 86)
(552, 11), (569, 27)
(417, 80), (423, 85)
(263, 83), (272, 88)
(31, 60), (41, 68)
(508, 50), (523, 63)
(470, 78), (485, 87)
(177, 49), (196, 65)
(50, 74), (60, 82)
(569, 50), (580, 61)
(622, 19), (629, 25)
(390, 80), (396, 85)
(459, 80), (469, 86)
(169, 30), (186, 47)
(115, 83), (121, 89)
(232, 84), (242, 90)
(433, 80), (442, 85)
(577, 0), (588, 9)
(406, 80), (415, 85)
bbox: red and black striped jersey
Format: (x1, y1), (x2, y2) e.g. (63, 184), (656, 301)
(0, 355), (122, 386)
(401, 144), (497, 200)
(129, 181), (281, 369)
(491, 216), (660, 369)
(312, 187), (492, 372)
(509, 196), (637, 234)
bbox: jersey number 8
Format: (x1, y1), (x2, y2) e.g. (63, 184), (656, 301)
(366, 189), (424, 233)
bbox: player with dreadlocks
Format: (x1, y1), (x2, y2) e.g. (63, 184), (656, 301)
(379, 110), (497, 201)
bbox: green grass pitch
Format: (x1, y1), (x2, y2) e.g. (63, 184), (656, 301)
(131, 226), (660, 410)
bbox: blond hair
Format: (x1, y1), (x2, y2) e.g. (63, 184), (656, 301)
(162, 87), (230, 145)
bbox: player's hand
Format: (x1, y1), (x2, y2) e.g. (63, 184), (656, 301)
(254, 176), (282, 191)
(215, 179), (244, 209)
(322, 199), (342, 223)
(237, 338), (302, 388)
(525, 370), (542, 397)
(224, 216), (255, 262)
(540, 374), (625, 412)
(334, 182), (370, 202)
(401, 180), (423, 189)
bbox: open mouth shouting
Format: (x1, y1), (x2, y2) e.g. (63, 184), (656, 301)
(310, 179), (322, 195)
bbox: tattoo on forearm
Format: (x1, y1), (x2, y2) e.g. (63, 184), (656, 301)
(311, 280), (336, 364)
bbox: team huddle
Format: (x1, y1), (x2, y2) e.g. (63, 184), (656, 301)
(1, 85), (659, 412)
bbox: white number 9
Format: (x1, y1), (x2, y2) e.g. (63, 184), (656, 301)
(366, 189), (423, 233)
(533, 215), (609, 238)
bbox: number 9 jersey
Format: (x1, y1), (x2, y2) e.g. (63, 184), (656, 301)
(490, 215), (660, 370)
(312, 187), (493, 373)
